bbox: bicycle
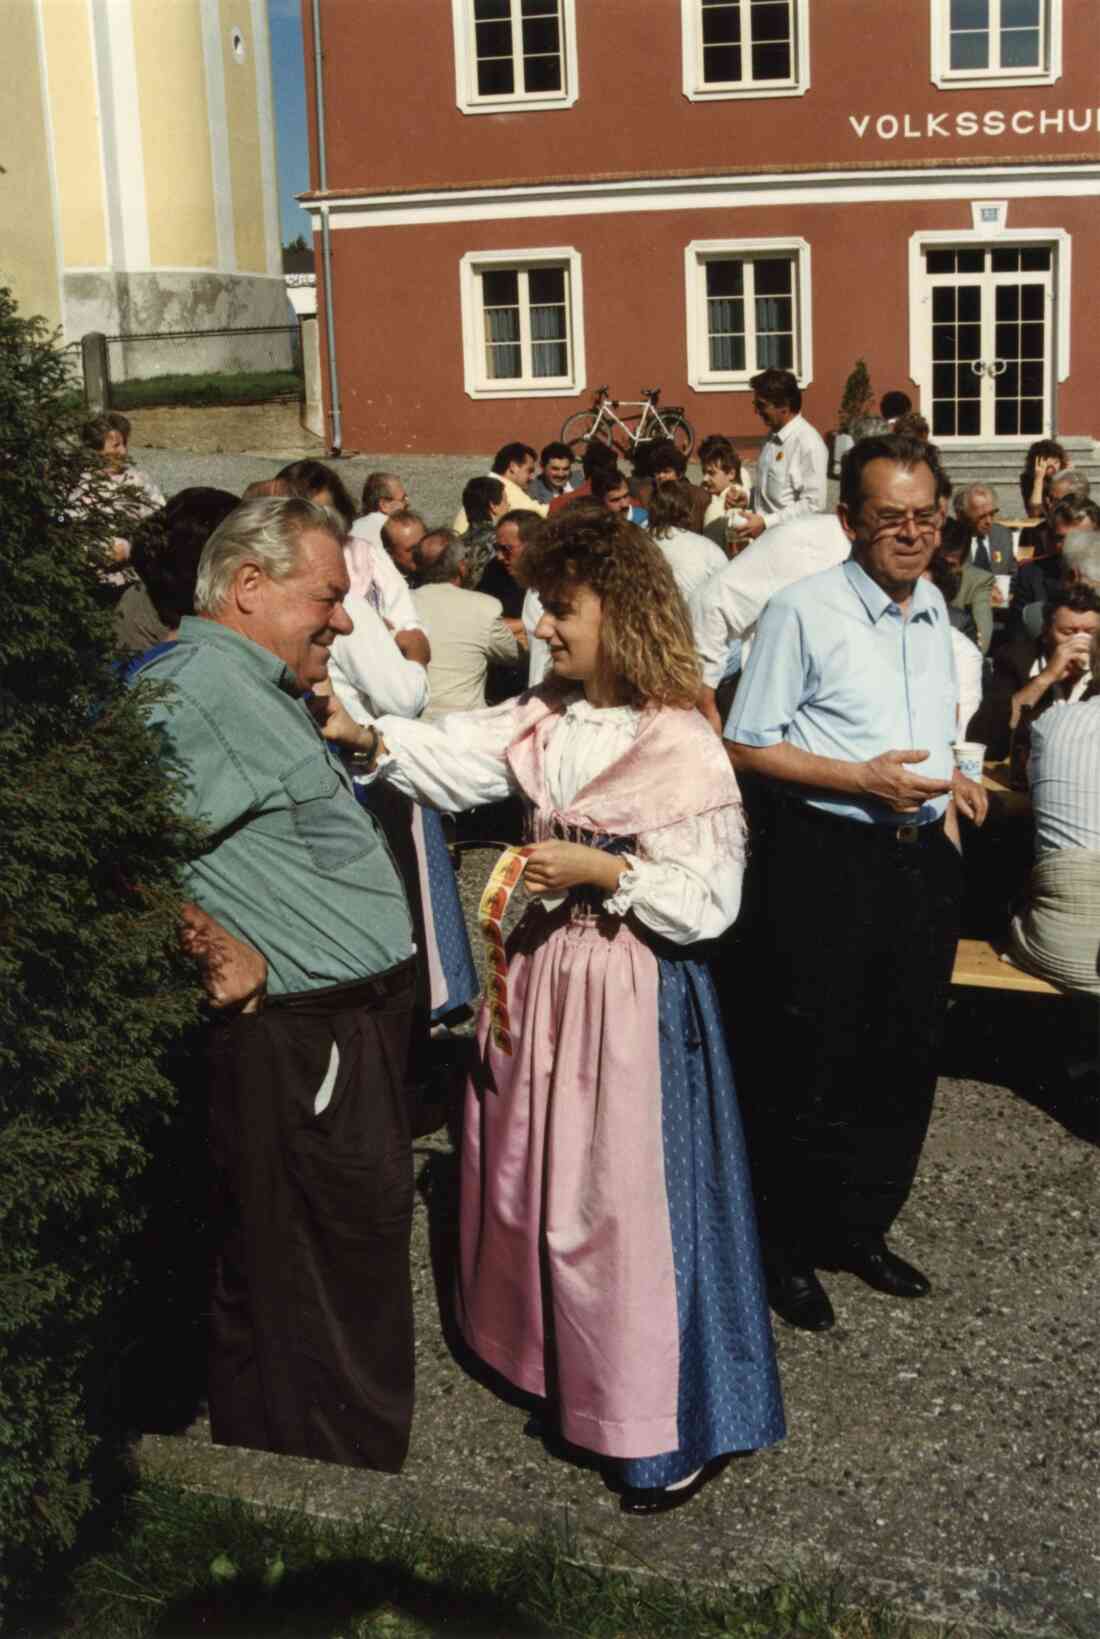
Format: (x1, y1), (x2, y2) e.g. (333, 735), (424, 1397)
(561, 387), (695, 461)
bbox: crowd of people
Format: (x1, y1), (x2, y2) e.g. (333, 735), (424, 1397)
(79, 366), (1097, 1517)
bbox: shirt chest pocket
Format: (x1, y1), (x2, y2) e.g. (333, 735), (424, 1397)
(280, 755), (372, 875)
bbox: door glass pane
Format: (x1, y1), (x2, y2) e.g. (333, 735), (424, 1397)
(1020, 247), (1052, 271)
(933, 364), (955, 398)
(995, 400), (1019, 436)
(995, 322), (1017, 358)
(1020, 285), (1044, 320)
(991, 249), (1021, 272)
(957, 363), (981, 398)
(1020, 323), (1044, 358)
(932, 287), (956, 322)
(958, 286), (981, 320)
(1020, 361), (1044, 396)
(957, 324), (981, 359)
(958, 400), (981, 436)
(926, 250), (956, 274)
(957, 250), (985, 274)
(1019, 399), (1044, 434)
(996, 286), (1019, 320)
(932, 326), (955, 361)
(934, 403), (957, 437)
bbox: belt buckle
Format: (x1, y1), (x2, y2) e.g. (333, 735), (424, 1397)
(895, 822), (920, 845)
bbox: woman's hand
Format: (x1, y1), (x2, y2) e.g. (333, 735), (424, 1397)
(523, 840), (626, 897)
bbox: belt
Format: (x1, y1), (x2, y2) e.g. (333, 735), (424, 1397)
(265, 956), (416, 1016)
(785, 801), (946, 847)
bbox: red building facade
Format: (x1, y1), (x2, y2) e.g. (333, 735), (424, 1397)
(301, 0), (1099, 458)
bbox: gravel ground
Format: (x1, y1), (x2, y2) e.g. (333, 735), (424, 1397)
(130, 429), (1095, 1635)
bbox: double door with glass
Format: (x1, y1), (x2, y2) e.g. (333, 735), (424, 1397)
(926, 245), (1053, 439)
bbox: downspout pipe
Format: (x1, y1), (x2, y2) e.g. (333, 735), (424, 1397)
(310, 0), (343, 455)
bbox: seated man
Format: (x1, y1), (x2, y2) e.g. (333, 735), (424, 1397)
(350, 470), (411, 552)
(591, 462), (647, 525)
(1016, 500), (1100, 635)
(934, 537), (996, 653)
(547, 438), (619, 514)
(452, 442), (547, 531)
(411, 528), (520, 717)
(529, 441), (575, 505)
(698, 433), (750, 550)
(970, 584), (1100, 760)
(459, 474), (508, 586)
(480, 509), (539, 702)
(1009, 646), (1100, 997)
(942, 483), (1016, 580)
(648, 479), (726, 603)
(1013, 474), (1092, 613)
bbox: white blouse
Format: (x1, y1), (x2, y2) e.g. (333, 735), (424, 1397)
(370, 694), (745, 944)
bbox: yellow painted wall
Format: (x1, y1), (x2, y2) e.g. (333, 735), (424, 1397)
(0, 0), (61, 326)
(134, 0), (218, 269)
(219, 0), (266, 274)
(39, 0), (108, 269)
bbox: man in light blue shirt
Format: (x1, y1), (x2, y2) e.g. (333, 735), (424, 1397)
(726, 434), (987, 1334)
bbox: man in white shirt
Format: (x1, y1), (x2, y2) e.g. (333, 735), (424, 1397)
(736, 368), (828, 543)
(412, 529), (520, 717)
(693, 513), (850, 732)
(452, 443), (548, 532)
(351, 471), (410, 553)
(344, 499), (429, 666)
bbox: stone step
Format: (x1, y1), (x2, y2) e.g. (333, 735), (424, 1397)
(938, 438), (1099, 499)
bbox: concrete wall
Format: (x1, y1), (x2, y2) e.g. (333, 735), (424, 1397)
(0, 0), (61, 330)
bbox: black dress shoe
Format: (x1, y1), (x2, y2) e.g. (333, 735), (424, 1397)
(827, 1234), (931, 1298)
(619, 1465), (712, 1516)
(765, 1258), (835, 1332)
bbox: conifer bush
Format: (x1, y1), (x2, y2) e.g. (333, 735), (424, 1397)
(0, 289), (200, 1601)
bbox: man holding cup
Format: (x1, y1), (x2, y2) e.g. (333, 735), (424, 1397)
(725, 434), (988, 1334)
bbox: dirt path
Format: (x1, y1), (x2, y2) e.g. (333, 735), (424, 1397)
(126, 401), (323, 457)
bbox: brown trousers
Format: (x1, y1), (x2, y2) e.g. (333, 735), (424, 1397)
(206, 961), (416, 1471)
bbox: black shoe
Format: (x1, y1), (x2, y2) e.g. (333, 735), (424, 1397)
(827, 1234), (931, 1298)
(619, 1465), (712, 1516)
(764, 1255), (835, 1332)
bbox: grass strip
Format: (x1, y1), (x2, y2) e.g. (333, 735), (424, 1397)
(9, 1481), (968, 1639)
(110, 371), (302, 410)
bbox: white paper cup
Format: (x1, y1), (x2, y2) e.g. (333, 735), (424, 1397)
(953, 741), (986, 781)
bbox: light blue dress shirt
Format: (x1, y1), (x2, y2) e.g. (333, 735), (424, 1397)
(726, 558), (958, 825)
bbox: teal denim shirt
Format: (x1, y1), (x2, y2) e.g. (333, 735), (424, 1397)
(137, 618), (413, 994)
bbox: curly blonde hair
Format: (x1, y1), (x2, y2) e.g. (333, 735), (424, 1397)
(518, 503), (701, 709)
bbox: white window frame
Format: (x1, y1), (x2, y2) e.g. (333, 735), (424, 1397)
(452, 0), (579, 116)
(680, 0), (810, 101)
(684, 238), (813, 393)
(929, 0), (1061, 90)
(459, 246), (586, 400)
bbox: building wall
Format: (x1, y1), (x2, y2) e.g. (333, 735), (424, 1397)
(319, 187), (1099, 455)
(0, 0), (62, 331)
(0, 0), (285, 375)
(310, 0), (1100, 192)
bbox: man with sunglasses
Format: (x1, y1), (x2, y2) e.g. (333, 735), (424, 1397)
(733, 367), (828, 544)
(726, 433), (987, 1334)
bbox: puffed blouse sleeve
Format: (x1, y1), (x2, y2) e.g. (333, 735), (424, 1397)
(370, 697), (522, 812)
(602, 802), (746, 944)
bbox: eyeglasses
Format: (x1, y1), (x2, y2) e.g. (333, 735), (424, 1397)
(863, 507), (940, 536)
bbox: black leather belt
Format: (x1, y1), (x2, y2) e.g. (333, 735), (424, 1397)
(785, 801), (946, 847)
(266, 957), (416, 1016)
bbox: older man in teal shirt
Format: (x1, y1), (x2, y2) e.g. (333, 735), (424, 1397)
(137, 495), (418, 1472)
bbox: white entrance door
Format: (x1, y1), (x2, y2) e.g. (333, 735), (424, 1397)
(925, 245), (1053, 440)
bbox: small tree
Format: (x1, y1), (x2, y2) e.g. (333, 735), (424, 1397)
(0, 289), (199, 1601)
(837, 358), (875, 432)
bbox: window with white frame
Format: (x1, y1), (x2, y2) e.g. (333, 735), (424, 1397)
(680, 0), (810, 100)
(685, 239), (812, 391)
(930, 0), (1060, 88)
(459, 249), (585, 399)
(452, 0), (578, 114)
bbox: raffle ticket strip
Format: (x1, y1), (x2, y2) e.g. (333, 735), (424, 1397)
(478, 846), (529, 1055)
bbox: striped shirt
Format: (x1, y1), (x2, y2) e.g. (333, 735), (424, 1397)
(1028, 697), (1100, 856)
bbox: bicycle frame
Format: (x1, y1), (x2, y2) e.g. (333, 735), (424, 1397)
(588, 391), (673, 451)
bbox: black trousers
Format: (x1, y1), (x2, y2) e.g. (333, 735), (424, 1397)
(206, 962), (416, 1471)
(739, 802), (961, 1256)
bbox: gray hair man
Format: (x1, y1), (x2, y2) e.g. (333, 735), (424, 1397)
(943, 482), (1015, 575)
(130, 496), (419, 1474)
(411, 526), (520, 717)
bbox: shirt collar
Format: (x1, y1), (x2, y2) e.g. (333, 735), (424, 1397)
(177, 615), (298, 693)
(842, 557), (941, 625)
(773, 412), (804, 445)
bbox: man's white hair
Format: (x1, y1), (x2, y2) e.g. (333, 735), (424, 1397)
(954, 481), (998, 518)
(1064, 529), (1100, 591)
(194, 496), (341, 613)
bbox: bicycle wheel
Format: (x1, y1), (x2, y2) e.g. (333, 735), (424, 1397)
(561, 410), (608, 459)
(657, 412), (695, 458)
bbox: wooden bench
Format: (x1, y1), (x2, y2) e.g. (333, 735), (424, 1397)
(951, 937), (1062, 996)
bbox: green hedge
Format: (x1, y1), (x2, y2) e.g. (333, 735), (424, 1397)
(0, 290), (200, 1604)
